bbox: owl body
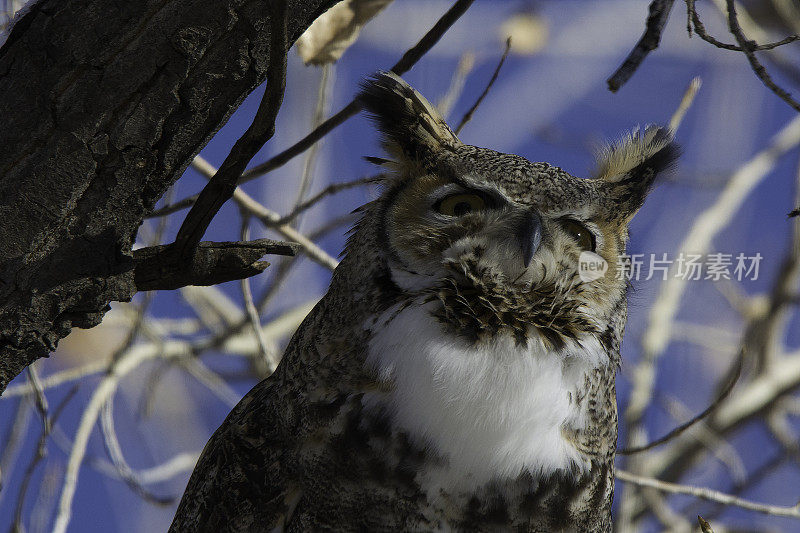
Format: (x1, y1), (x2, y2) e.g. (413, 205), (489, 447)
(170, 73), (677, 532)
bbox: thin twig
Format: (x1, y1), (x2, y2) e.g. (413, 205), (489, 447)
(181, 283), (245, 332)
(697, 453), (788, 521)
(147, 172), (374, 223)
(147, 194), (196, 218)
(725, 0), (800, 113)
(11, 366), (52, 531)
(642, 350), (800, 483)
(256, 255), (299, 316)
(239, 215), (276, 372)
(26, 363), (50, 434)
(254, 211), (356, 333)
(619, 347), (744, 454)
(274, 175), (379, 226)
(437, 51), (476, 118)
(641, 486), (693, 532)
(49, 415), (200, 486)
(768, 409), (800, 464)
(135, 452), (200, 484)
(616, 469), (800, 518)
(99, 399), (174, 505)
(0, 399), (29, 500)
(197, 300), (318, 355)
(686, 0), (799, 51)
(658, 392), (746, 481)
(607, 0), (677, 92)
(454, 38), (512, 135)
(668, 77), (702, 133)
(179, 358), (241, 408)
(292, 63), (334, 229)
(236, 211), (358, 364)
(173, 1), (288, 258)
(31, 462), (62, 533)
(12, 385), (77, 532)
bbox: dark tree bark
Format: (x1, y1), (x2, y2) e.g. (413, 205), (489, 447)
(0, 0), (336, 393)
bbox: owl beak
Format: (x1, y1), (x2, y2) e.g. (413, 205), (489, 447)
(515, 211), (542, 268)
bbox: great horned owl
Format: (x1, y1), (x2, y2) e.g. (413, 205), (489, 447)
(170, 72), (678, 532)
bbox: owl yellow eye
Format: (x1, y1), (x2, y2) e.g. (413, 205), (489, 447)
(436, 193), (486, 217)
(561, 219), (595, 251)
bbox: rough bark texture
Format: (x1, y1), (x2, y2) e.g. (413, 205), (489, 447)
(0, 0), (336, 393)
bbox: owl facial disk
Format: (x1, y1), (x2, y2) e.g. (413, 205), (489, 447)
(383, 178), (550, 288)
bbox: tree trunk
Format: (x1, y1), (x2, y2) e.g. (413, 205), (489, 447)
(0, 0), (336, 393)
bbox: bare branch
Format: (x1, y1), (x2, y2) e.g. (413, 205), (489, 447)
(190, 156), (339, 270)
(148, 195), (198, 219)
(173, 2), (289, 258)
(0, 0), (339, 394)
(52, 341), (193, 533)
(133, 239), (299, 292)
(686, 0), (799, 51)
(0, 399), (29, 498)
(3, 361), (109, 397)
(12, 384), (77, 532)
(240, 0), (476, 184)
(152, 0), (477, 226)
(607, 0), (677, 92)
(26, 363), (50, 435)
(136, 452), (201, 485)
(178, 358), (241, 408)
(643, 351), (800, 480)
(617, 469), (800, 518)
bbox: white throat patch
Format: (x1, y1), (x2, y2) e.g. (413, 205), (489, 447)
(364, 301), (606, 492)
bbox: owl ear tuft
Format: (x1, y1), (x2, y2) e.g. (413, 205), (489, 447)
(593, 126), (679, 183)
(359, 72), (461, 164)
(594, 125), (680, 219)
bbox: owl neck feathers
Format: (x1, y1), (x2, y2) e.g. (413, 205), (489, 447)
(363, 298), (610, 494)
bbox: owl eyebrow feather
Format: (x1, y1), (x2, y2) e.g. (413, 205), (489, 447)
(427, 182), (506, 209)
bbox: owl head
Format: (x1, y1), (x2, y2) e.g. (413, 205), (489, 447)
(357, 72), (678, 350)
